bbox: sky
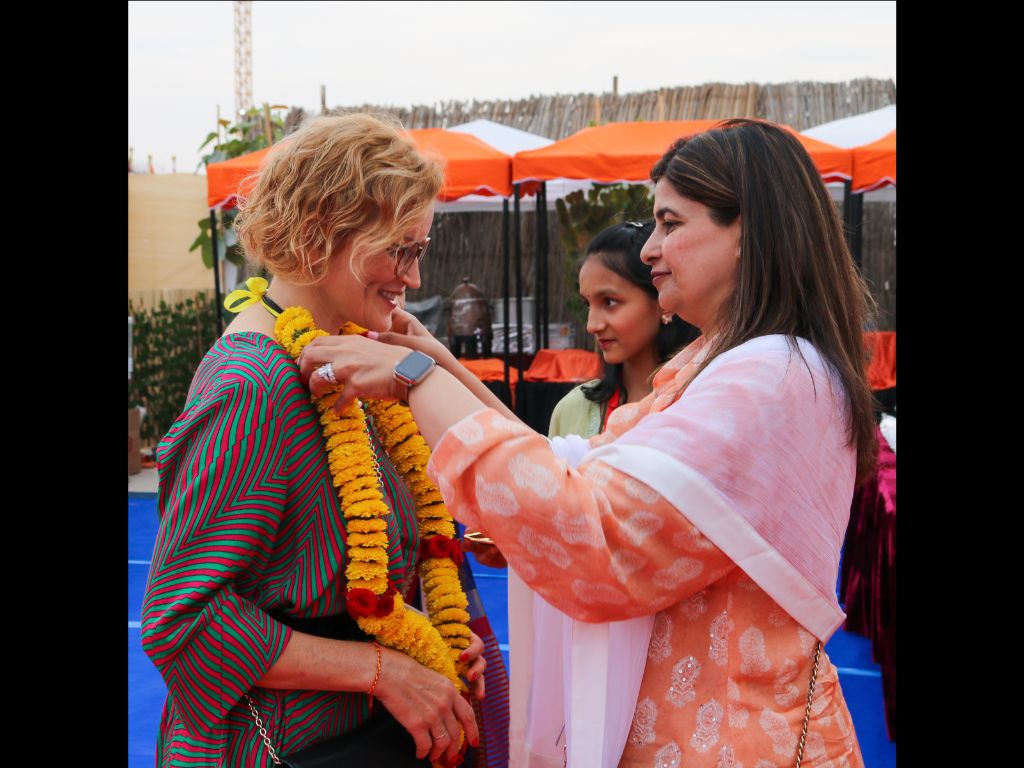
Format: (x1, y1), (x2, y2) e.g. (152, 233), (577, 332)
(128, 1), (896, 174)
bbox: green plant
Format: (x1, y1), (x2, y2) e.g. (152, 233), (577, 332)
(190, 106), (288, 270)
(554, 183), (654, 333)
(128, 293), (219, 445)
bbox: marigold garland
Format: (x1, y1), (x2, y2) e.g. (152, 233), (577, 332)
(274, 308), (471, 764)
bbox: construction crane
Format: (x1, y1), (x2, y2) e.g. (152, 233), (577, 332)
(234, 1), (253, 119)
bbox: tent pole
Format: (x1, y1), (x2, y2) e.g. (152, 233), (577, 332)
(851, 191), (865, 272)
(540, 182), (550, 348)
(513, 184), (524, 404)
(534, 185), (543, 350)
(502, 198), (511, 391)
(211, 210), (223, 336)
(842, 181), (854, 259)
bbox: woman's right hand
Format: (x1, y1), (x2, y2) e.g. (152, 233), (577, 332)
(375, 646), (479, 766)
(462, 538), (508, 569)
(372, 309), (459, 371)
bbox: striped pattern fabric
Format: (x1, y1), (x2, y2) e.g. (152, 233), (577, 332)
(460, 561), (511, 768)
(142, 332), (421, 767)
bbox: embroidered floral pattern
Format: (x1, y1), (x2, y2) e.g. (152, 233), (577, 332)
(773, 658), (802, 708)
(631, 697), (658, 747)
(759, 708), (797, 758)
(654, 741), (682, 768)
(667, 656), (700, 708)
(716, 743), (740, 768)
(648, 613), (674, 664)
(709, 611), (734, 666)
(681, 590), (708, 620)
(728, 678), (750, 729)
(690, 699), (724, 753)
(738, 626), (772, 676)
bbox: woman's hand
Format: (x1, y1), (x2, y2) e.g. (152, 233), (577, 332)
(375, 646), (479, 765)
(372, 309), (458, 371)
(297, 335), (410, 411)
(460, 632), (488, 701)
(462, 538), (508, 569)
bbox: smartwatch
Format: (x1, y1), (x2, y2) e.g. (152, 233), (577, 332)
(393, 350), (437, 392)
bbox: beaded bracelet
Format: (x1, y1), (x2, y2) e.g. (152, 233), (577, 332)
(367, 641), (383, 712)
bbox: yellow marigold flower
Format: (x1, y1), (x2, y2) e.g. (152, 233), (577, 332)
(417, 503), (453, 521)
(347, 532), (390, 548)
(346, 499), (390, 518)
(415, 489), (445, 507)
(346, 561), (389, 581)
(346, 576), (389, 593)
(328, 455), (368, 477)
(430, 592), (471, 612)
(388, 441), (420, 465)
(347, 546), (390, 563)
(344, 488), (385, 505)
(347, 518), (388, 534)
(433, 608), (472, 624)
(384, 421), (421, 446)
(418, 519), (456, 536)
(437, 623), (473, 639)
(326, 435), (365, 454)
(340, 476), (379, 494)
(294, 328), (327, 350)
(420, 559), (459, 578)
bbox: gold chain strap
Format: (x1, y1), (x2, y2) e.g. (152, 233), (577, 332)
(794, 640), (822, 768)
(245, 694), (284, 766)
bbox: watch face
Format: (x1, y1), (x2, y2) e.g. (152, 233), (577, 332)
(396, 351), (435, 383)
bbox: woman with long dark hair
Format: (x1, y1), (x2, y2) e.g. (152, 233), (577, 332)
(299, 118), (874, 766)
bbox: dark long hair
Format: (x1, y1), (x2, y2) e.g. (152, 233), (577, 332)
(580, 220), (700, 406)
(651, 118), (878, 481)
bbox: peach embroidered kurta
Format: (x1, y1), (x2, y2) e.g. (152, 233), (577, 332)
(428, 336), (864, 767)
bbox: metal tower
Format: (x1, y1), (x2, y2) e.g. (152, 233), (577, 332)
(234, 1), (253, 119)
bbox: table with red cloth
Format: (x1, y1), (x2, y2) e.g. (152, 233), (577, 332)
(840, 427), (896, 740)
(516, 349), (601, 434)
(457, 357), (520, 409)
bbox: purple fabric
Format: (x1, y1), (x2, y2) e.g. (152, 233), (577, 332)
(841, 428), (896, 740)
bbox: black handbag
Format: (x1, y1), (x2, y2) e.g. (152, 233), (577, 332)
(246, 609), (430, 767)
(245, 693), (429, 767)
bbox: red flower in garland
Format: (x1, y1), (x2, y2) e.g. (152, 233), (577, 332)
(346, 588), (379, 618)
(426, 535), (452, 560)
(449, 538), (465, 565)
(422, 535), (466, 565)
(375, 592), (395, 617)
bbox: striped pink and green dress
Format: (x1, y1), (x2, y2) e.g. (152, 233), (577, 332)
(141, 332), (422, 767)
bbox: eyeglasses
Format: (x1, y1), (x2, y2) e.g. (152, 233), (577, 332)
(387, 237), (431, 277)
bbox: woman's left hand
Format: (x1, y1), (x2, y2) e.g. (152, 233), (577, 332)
(460, 632), (488, 701)
(298, 335), (410, 411)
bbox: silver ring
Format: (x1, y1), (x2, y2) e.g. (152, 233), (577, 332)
(315, 362), (338, 385)
(431, 728), (449, 740)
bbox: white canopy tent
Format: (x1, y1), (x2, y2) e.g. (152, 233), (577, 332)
(804, 106), (897, 202)
(436, 119), (595, 212)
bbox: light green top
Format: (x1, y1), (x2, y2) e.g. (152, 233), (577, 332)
(547, 380), (603, 439)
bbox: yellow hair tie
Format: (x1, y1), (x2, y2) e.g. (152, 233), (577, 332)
(223, 277), (278, 315)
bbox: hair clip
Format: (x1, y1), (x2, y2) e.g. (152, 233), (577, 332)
(624, 220), (645, 229)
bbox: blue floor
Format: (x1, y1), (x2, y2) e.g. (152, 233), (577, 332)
(130, 497), (894, 767)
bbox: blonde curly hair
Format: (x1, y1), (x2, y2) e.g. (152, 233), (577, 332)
(234, 113), (445, 285)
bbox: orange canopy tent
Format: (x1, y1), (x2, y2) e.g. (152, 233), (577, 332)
(205, 129), (512, 208)
(852, 130), (896, 194)
(202, 129), (515, 338)
(510, 119), (853, 359)
(206, 145), (271, 208)
(512, 120), (852, 184)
